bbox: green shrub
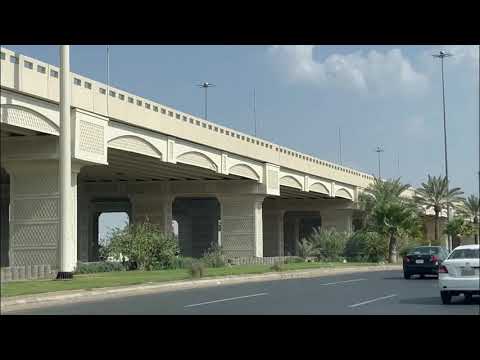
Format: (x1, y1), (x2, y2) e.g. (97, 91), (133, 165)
(363, 231), (388, 262)
(75, 261), (125, 274)
(188, 261), (205, 278)
(296, 238), (319, 259)
(284, 256), (305, 264)
(202, 243), (226, 268)
(344, 232), (368, 262)
(104, 220), (180, 271)
(308, 228), (348, 262)
(163, 256), (196, 270)
(344, 231), (388, 262)
(270, 261), (284, 271)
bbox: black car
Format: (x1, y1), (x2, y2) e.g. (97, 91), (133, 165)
(403, 246), (449, 279)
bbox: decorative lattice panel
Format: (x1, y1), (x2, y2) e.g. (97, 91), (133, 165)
(222, 234), (254, 252)
(11, 223), (58, 247)
(1, 106), (59, 135)
(222, 217), (254, 234)
(222, 202), (254, 217)
(268, 169), (279, 191)
(12, 248), (57, 267)
(79, 120), (104, 156)
(12, 174), (58, 195)
(13, 198), (58, 220)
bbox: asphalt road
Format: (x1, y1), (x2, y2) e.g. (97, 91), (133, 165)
(6, 270), (480, 315)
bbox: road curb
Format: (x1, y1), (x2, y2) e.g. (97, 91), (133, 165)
(1, 265), (401, 313)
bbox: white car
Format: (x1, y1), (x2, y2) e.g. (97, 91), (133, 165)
(438, 244), (479, 304)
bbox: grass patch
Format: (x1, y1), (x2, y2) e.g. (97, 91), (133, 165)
(0, 261), (380, 298)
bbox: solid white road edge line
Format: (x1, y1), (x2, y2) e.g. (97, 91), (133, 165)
(348, 294), (397, 308)
(319, 278), (367, 286)
(184, 293), (269, 308)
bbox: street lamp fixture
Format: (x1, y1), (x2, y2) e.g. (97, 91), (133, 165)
(197, 82), (215, 120)
(375, 146), (384, 179)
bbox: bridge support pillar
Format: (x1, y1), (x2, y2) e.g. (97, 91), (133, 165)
(322, 209), (354, 233)
(263, 210), (285, 256)
(219, 195), (265, 258)
(2, 159), (81, 271)
(131, 194), (174, 234)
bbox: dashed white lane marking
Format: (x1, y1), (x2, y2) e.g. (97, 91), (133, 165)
(348, 294), (397, 308)
(319, 278), (367, 286)
(184, 293), (269, 308)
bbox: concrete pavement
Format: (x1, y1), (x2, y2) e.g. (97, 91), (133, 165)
(1, 265), (399, 313)
(5, 270), (480, 315)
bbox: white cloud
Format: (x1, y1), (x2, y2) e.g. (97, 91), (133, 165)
(269, 45), (429, 96)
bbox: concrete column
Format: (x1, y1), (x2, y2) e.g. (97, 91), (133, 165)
(322, 209), (353, 233)
(132, 194), (173, 234)
(220, 195), (265, 257)
(263, 210), (285, 256)
(0, 174), (10, 267)
(58, 45), (73, 276)
(293, 218), (300, 255)
(3, 161), (64, 269)
(76, 186), (90, 262)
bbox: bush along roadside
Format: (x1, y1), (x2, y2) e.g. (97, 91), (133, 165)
(75, 261), (125, 274)
(103, 220), (180, 271)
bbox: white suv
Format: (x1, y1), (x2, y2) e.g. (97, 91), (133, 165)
(438, 244), (479, 304)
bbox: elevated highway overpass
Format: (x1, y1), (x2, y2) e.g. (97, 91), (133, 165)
(1, 46), (379, 274)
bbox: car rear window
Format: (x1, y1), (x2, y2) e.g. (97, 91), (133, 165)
(448, 249), (479, 260)
(411, 247), (440, 255)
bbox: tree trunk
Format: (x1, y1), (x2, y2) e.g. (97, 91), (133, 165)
(474, 216), (479, 245)
(388, 233), (397, 263)
(434, 211), (439, 245)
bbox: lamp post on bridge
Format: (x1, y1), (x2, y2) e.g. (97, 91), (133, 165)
(197, 82), (215, 120)
(375, 146), (384, 179)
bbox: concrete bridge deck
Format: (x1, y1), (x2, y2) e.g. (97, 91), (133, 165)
(0, 46), (399, 277)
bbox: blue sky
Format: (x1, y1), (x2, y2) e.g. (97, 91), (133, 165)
(5, 45), (479, 198)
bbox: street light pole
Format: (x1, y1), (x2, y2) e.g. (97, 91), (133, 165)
(253, 88), (257, 137)
(57, 45), (73, 279)
(477, 44), (480, 244)
(198, 82), (215, 120)
(375, 146), (384, 179)
(433, 50), (453, 251)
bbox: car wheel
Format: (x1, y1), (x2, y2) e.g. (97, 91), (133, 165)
(464, 293), (473, 304)
(403, 272), (411, 279)
(441, 291), (452, 305)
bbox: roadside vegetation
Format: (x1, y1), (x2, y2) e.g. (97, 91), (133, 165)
(2, 261), (379, 298)
(2, 175), (478, 298)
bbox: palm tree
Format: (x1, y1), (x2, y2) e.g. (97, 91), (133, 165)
(359, 177), (411, 226)
(458, 195), (480, 244)
(370, 199), (420, 263)
(360, 178), (419, 263)
(414, 175), (464, 247)
(444, 217), (474, 248)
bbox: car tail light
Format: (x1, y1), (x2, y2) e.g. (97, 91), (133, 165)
(431, 255), (438, 262)
(404, 256), (410, 263)
(439, 265), (448, 273)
